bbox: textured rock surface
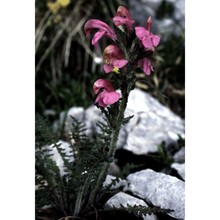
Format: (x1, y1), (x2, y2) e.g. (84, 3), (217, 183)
(105, 192), (158, 220)
(117, 89), (185, 155)
(171, 163), (185, 180)
(124, 169), (185, 219)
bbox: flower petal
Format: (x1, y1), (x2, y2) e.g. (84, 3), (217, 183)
(104, 44), (123, 62)
(137, 58), (153, 75)
(91, 30), (105, 47)
(152, 34), (160, 47)
(142, 36), (153, 49)
(95, 92), (107, 107)
(102, 91), (120, 106)
(117, 6), (132, 20)
(113, 16), (126, 26)
(135, 27), (149, 40)
(93, 79), (114, 94)
(103, 64), (113, 73)
(114, 6), (135, 31)
(112, 59), (128, 68)
(84, 19), (117, 45)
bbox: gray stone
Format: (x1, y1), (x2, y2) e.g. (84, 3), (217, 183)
(117, 89), (185, 155)
(105, 191), (158, 220)
(60, 106), (85, 134)
(83, 105), (104, 136)
(174, 147), (185, 163)
(124, 169), (185, 219)
(53, 106), (85, 135)
(171, 163), (185, 180)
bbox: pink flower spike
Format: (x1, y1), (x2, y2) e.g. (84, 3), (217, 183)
(137, 58), (154, 76)
(93, 79), (120, 108)
(113, 6), (135, 31)
(84, 19), (117, 46)
(103, 45), (128, 73)
(135, 16), (160, 50)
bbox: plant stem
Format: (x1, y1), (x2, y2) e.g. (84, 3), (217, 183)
(88, 162), (109, 205)
(108, 86), (129, 158)
(88, 80), (130, 205)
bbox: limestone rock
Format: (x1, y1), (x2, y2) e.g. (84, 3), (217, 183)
(124, 169), (185, 219)
(171, 163), (185, 180)
(105, 191), (158, 220)
(117, 89), (185, 155)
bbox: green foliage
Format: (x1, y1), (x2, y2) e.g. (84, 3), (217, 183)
(35, 113), (58, 147)
(177, 134), (185, 149)
(35, 116), (115, 219)
(36, 114), (174, 219)
(157, 143), (173, 168)
(157, 135), (185, 167)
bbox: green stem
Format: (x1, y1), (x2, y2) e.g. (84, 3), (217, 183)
(88, 81), (131, 206)
(88, 162), (109, 204)
(108, 87), (128, 158)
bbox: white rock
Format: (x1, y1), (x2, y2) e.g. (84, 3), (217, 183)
(60, 107), (85, 134)
(117, 89), (185, 155)
(124, 169), (185, 219)
(171, 163), (185, 180)
(105, 191), (158, 220)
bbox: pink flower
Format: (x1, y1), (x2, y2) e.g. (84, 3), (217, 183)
(103, 45), (128, 73)
(137, 58), (153, 76)
(135, 16), (160, 50)
(84, 19), (117, 47)
(93, 79), (120, 108)
(113, 6), (135, 31)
